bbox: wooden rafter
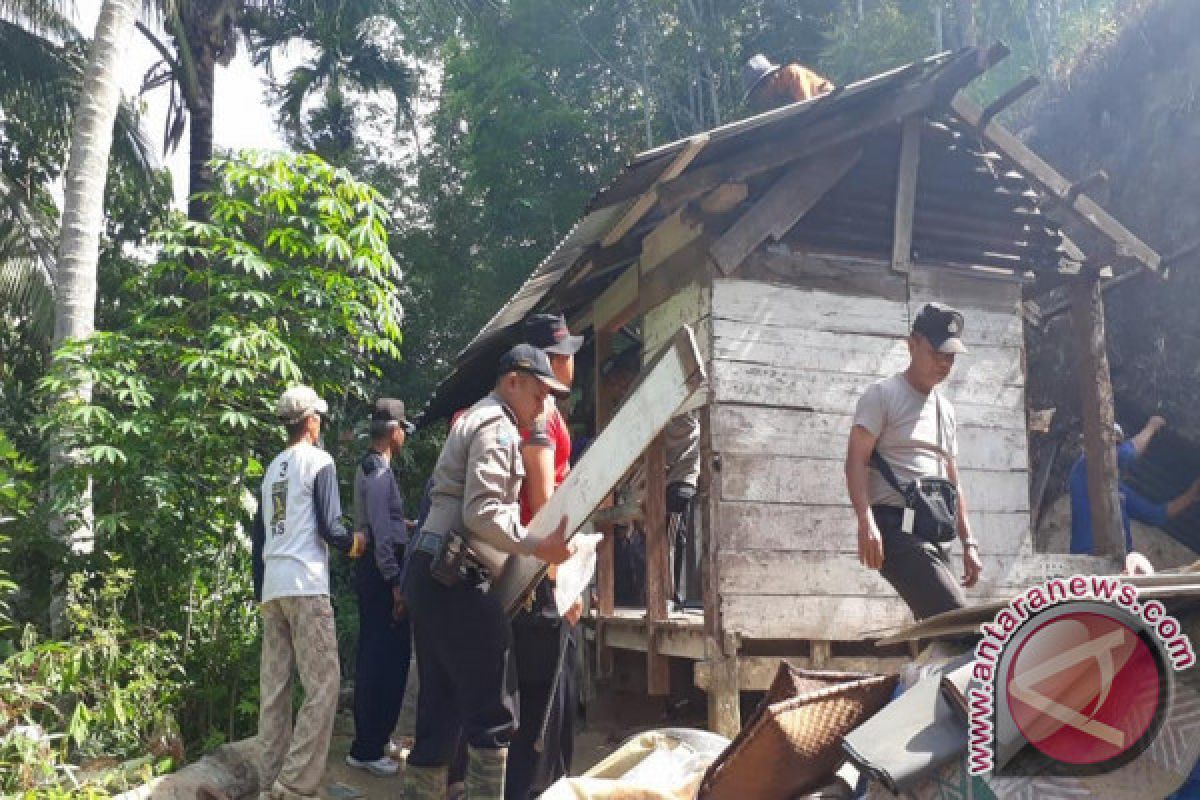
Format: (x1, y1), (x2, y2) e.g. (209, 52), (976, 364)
(891, 115), (922, 274)
(710, 143), (862, 275)
(951, 93), (1161, 274)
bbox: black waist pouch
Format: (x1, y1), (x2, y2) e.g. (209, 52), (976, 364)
(429, 531), (469, 587)
(903, 476), (959, 544)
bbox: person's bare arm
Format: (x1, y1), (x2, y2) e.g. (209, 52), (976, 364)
(845, 425), (883, 570)
(521, 442), (556, 517)
(946, 456), (983, 588)
(1166, 477), (1200, 519)
(1130, 415), (1166, 456)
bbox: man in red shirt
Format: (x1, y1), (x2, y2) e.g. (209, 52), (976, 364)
(506, 312), (583, 800)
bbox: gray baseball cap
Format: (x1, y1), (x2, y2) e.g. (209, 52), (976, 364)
(276, 386), (328, 423)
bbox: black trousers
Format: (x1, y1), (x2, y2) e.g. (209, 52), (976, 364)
(349, 555), (411, 762)
(505, 611), (578, 800)
(871, 505), (967, 620)
(404, 551), (519, 767)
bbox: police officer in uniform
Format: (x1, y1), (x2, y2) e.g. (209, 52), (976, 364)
(403, 344), (574, 800)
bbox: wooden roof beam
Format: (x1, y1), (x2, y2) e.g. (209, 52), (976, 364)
(600, 133), (708, 248)
(710, 143), (863, 276)
(950, 93), (1161, 274)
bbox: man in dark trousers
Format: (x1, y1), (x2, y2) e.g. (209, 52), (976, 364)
(402, 344), (573, 800)
(507, 314), (583, 800)
(344, 398), (415, 776)
(845, 303), (984, 620)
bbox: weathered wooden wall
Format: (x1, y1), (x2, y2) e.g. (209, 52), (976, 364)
(708, 258), (1034, 641)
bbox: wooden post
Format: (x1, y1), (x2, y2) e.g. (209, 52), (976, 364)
(594, 329), (617, 618)
(645, 432), (671, 695)
(699, 403), (740, 735)
(706, 633), (741, 739)
(1070, 268), (1125, 557)
(891, 115), (921, 274)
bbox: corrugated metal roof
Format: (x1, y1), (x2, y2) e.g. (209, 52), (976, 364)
(420, 47), (1010, 422)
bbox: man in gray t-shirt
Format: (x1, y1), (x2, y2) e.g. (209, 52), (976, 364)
(844, 303), (984, 620)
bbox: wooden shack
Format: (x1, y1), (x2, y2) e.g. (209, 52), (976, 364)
(422, 46), (1161, 737)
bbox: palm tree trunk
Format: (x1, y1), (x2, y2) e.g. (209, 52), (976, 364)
(187, 53), (215, 223)
(52, 0), (140, 555)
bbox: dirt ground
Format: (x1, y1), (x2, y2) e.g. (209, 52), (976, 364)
(317, 651), (710, 799)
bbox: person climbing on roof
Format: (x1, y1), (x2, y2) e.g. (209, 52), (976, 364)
(1068, 416), (1200, 575)
(741, 53), (835, 115)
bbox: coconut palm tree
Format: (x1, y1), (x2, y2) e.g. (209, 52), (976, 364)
(243, 0), (419, 165)
(0, 9), (154, 340)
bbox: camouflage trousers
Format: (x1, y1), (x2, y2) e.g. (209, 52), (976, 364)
(257, 594), (340, 797)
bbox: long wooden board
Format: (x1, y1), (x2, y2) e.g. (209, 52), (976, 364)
(717, 502), (1032, 556)
(492, 326), (707, 614)
(720, 594), (916, 640)
(712, 327), (1024, 387)
(712, 405), (1030, 470)
(711, 280), (909, 337)
(717, 551), (1053, 597)
(718, 454), (1029, 512)
(711, 361), (1026, 425)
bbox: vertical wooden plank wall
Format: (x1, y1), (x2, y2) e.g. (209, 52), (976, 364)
(708, 263), (1033, 642)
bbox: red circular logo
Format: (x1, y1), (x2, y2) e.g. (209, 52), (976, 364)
(1005, 611), (1163, 766)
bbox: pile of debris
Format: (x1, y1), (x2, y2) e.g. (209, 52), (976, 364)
(539, 571), (1200, 800)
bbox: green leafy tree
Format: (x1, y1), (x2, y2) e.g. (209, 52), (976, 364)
(36, 151), (403, 747)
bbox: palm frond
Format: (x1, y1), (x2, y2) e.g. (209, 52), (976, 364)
(0, 173), (56, 339)
(0, 19), (159, 188)
(0, 0), (76, 41)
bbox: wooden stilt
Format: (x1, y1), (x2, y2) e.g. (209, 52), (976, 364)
(1070, 267), (1125, 557)
(645, 433), (671, 696)
(706, 633), (741, 738)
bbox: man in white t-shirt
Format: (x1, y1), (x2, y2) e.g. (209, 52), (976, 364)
(844, 303), (984, 620)
(251, 386), (365, 799)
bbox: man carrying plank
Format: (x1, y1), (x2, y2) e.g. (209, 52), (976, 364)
(845, 303), (984, 620)
(402, 344), (573, 800)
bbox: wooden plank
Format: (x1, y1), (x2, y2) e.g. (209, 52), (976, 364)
(739, 249), (909, 302)
(711, 362), (1026, 426)
(950, 93), (1160, 274)
(594, 330), (617, 618)
(713, 280), (1022, 348)
(641, 207), (705, 273)
(494, 327), (707, 613)
(644, 434), (671, 695)
(719, 454), (1029, 512)
(1071, 269), (1124, 556)
(594, 265), (639, 333)
(705, 634), (741, 739)
(721, 594), (915, 641)
(718, 551), (1054, 597)
(710, 144), (862, 275)
(695, 655), (908, 692)
(891, 115), (921, 273)
(717, 502), (1032, 556)
(712, 279), (910, 337)
(700, 182), (748, 214)
(907, 263), (1023, 315)
(643, 283), (710, 359)
(712, 405), (1029, 470)
(601, 134), (708, 248)
(712, 327), (1023, 387)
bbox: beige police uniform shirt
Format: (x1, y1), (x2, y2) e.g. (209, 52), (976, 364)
(423, 392), (537, 574)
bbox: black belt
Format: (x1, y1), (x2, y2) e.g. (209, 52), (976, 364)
(413, 530), (443, 557)
(412, 530), (491, 588)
